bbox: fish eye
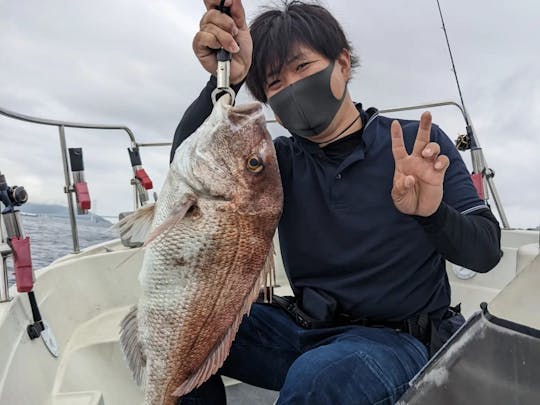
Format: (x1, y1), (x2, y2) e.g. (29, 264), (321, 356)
(246, 154), (264, 173)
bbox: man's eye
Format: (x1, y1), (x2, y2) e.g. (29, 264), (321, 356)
(296, 62), (309, 71)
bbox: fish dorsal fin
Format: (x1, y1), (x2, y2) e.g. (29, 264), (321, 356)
(115, 203), (156, 244)
(171, 245), (274, 397)
(144, 195), (198, 247)
(119, 306), (147, 387)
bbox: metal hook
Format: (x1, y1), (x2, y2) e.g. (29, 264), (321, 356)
(211, 87), (236, 106)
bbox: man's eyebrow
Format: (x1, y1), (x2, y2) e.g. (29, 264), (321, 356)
(286, 52), (306, 65)
(265, 52), (308, 80)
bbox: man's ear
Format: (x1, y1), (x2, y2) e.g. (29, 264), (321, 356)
(337, 48), (351, 81)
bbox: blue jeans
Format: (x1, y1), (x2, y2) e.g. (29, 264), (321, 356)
(181, 303), (428, 405)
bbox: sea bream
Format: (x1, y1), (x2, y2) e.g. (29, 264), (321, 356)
(118, 95), (283, 404)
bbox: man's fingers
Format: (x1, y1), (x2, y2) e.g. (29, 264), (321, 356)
(392, 175), (416, 198)
(203, 0), (247, 30)
(412, 111), (432, 156)
(203, 0), (232, 11)
(230, 0), (248, 30)
(421, 142), (440, 161)
(434, 155), (450, 172)
(403, 175), (415, 189)
(200, 9), (238, 35)
(193, 31), (221, 55)
(391, 120), (408, 162)
(200, 23), (239, 53)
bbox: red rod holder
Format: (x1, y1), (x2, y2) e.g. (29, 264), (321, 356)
(11, 236), (34, 293)
(135, 168), (153, 190)
(471, 173), (485, 200)
(74, 182), (91, 210)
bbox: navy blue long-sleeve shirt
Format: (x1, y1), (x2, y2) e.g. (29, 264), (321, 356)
(171, 76), (502, 322)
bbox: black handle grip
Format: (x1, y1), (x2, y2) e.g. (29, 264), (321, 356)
(220, 5), (231, 15)
(217, 49), (231, 62)
(216, 2), (232, 61)
(68, 148), (85, 172)
(127, 147), (142, 167)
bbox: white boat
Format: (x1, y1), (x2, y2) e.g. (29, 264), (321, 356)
(1, 99), (539, 405)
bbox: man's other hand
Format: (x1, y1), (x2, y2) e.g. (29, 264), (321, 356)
(390, 112), (450, 217)
(194, 0), (253, 85)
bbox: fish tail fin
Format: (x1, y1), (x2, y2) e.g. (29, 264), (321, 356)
(119, 306), (147, 387)
(113, 203), (156, 245)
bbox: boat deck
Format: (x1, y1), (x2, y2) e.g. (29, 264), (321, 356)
(49, 301), (282, 404)
(0, 232), (538, 404)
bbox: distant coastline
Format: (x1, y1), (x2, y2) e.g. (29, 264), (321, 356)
(19, 203), (112, 226)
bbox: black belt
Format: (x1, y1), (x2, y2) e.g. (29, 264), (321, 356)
(263, 294), (431, 346)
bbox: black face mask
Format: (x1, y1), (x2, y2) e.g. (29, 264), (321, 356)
(268, 60), (347, 138)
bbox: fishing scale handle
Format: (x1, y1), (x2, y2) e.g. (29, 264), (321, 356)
(216, 2), (231, 76)
(211, 2), (236, 104)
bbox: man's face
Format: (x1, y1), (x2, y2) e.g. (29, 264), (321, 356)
(264, 45), (343, 98)
(263, 44), (353, 142)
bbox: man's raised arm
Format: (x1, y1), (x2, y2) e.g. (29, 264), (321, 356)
(170, 0), (252, 162)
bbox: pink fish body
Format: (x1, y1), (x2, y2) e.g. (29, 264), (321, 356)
(118, 96), (283, 404)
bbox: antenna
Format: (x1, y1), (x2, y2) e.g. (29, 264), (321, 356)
(435, 0), (470, 125)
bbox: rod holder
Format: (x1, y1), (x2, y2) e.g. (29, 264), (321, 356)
(128, 147), (153, 208)
(69, 148), (91, 215)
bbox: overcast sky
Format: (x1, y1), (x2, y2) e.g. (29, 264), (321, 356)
(0, 0), (538, 228)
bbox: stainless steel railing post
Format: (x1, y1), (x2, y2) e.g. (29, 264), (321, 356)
(378, 101), (510, 229)
(0, 105), (165, 254)
(0, 255), (12, 302)
(58, 125), (80, 253)
(0, 213), (12, 302)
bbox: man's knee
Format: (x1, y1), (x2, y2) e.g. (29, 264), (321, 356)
(277, 346), (411, 405)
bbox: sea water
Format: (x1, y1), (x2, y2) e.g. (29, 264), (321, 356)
(5, 215), (115, 286)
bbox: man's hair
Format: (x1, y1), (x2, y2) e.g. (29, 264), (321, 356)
(246, 1), (359, 103)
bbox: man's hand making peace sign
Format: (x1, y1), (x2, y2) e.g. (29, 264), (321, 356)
(390, 111), (450, 217)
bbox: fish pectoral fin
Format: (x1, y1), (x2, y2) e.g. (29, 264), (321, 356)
(144, 195), (198, 247)
(114, 203), (156, 244)
(119, 306), (147, 387)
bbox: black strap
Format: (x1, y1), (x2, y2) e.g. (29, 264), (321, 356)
(263, 294), (432, 343)
(270, 295), (323, 329)
(260, 294), (465, 359)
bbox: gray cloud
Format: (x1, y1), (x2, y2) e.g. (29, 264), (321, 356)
(1, 0), (538, 228)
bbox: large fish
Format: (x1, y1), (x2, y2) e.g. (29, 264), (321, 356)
(118, 96), (283, 404)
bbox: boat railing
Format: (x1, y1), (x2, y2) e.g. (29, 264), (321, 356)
(0, 105), (170, 256)
(379, 101), (509, 229)
(268, 100), (509, 229)
(0, 99), (510, 301)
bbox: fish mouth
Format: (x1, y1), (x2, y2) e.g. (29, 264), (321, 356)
(227, 102), (266, 129)
(230, 101), (262, 115)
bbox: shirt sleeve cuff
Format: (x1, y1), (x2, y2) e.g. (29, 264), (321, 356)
(413, 202), (449, 233)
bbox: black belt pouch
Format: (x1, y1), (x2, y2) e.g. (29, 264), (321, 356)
(429, 305), (466, 356)
(300, 287), (339, 324)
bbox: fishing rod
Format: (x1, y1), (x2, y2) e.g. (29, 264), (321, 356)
(435, 0), (510, 228)
(436, 0), (467, 122)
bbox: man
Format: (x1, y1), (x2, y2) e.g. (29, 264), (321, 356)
(171, 1), (502, 404)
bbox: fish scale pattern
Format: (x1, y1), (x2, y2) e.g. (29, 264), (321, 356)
(141, 208), (276, 404)
(120, 98), (283, 405)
